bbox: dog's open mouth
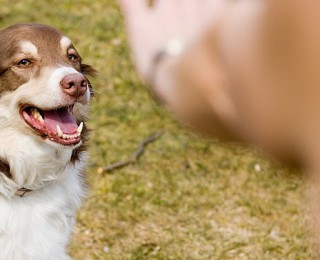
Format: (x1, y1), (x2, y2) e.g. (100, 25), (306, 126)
(21, 105), (83, 146)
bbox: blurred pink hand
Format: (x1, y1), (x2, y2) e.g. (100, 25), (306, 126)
(118, 0), (227, 80)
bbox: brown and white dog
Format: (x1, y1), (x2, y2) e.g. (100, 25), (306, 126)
(0, 24), (95, 259)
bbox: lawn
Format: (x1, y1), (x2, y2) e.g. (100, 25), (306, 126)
(0, 0), (317, 259)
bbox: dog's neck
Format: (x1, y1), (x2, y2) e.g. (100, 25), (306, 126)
(0, 144), (85, 198)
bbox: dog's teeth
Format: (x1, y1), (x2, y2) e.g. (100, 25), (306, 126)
(37, 112), (44, 123)
(56, 125), (63, 138)
(56, 129), (81, 140)
(31, 108), (44, 123)
(31, 109), (37, 116)
(77, 122), (83, 134)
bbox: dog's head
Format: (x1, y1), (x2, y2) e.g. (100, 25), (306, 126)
(0, 23), (95, 146)
(0, 24), (96, 193)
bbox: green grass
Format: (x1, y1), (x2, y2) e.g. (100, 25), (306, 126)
(0, 0), (318, 259)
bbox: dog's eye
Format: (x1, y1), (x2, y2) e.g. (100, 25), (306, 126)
(18, 59), (31, 66)
(68, 54), (78, 62)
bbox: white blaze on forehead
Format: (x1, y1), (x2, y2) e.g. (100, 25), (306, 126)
(60, 36), (72, 51)
(20, 41), (38, 56)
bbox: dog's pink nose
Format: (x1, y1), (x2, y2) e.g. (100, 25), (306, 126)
(60, 73), (87, 97)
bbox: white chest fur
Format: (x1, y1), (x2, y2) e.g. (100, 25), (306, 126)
(0, 164), (85, 260)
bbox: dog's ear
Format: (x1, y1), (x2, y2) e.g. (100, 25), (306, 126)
(80, 64), (98, 77)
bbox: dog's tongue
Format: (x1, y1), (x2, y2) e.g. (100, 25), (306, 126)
(43, 108), (78, 134)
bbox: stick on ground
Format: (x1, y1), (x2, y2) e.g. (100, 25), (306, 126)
(97, 131), (163, 174)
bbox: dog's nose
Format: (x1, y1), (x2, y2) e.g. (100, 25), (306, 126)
(60, 73), (87, 97)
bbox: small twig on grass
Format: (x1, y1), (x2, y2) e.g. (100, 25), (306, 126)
(97, 131), (163, 174)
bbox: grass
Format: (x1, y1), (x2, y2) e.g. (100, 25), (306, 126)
(0, 0), (318, 259)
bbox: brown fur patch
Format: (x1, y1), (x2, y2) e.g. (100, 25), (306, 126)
(71, 124), (90, 164)
(81, 64), (98, 77)
(0, 24), (61, 95)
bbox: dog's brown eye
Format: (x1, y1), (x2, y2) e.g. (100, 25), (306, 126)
(68, 54), (78, 62)
(18, 59), (31, 66)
